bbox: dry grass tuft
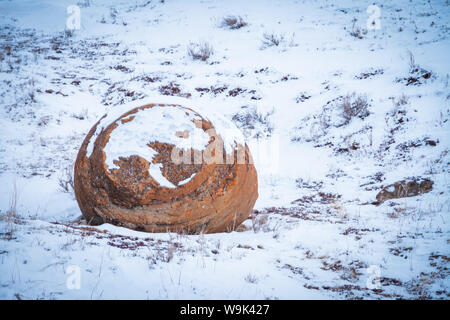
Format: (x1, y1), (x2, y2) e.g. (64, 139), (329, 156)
(221, 15), (247, 30)
(1, 183), (19, 240)
(349, 21), (367, 39)
(58, 165), (75, 194)
(340, 93), (370, 124)
(261, 32), (285, 47)
(244, 273), (258, 284)
(187, 41), (214, 61)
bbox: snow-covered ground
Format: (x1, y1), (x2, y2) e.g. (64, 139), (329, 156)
(0, 0), (449, 299)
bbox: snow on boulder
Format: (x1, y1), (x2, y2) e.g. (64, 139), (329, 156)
(74, 104), (258, 233)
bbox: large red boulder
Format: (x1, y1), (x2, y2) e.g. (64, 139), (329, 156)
(74, 103), (258, 233)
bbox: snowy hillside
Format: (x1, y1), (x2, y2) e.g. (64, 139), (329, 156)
(0, 0), (449, 299)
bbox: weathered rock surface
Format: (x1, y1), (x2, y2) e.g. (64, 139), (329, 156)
(376, 177), (433, 203)
(74, 104), (258, 234)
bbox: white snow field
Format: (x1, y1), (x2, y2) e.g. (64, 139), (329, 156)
(0, 0), (449, 299)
